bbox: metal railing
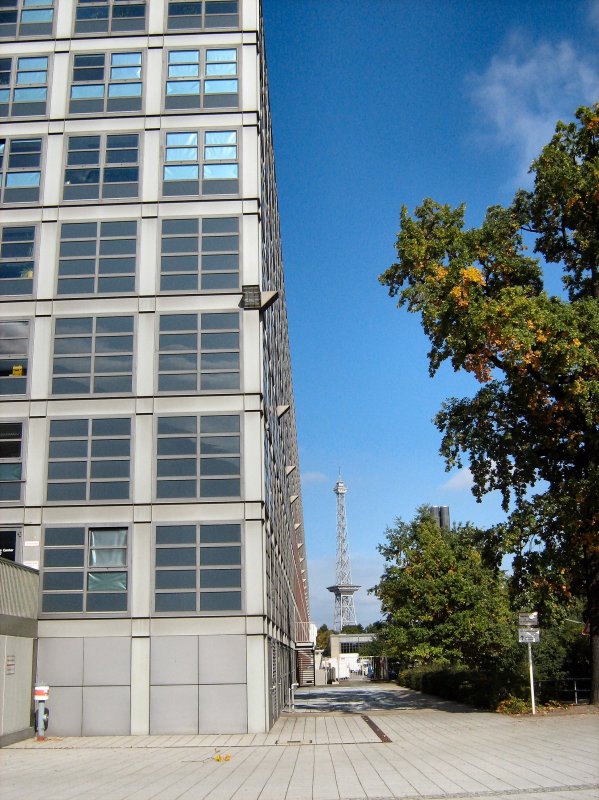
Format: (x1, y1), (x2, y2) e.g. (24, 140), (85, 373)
(0, 557), (39, 620)
(538, 678), (591, 705)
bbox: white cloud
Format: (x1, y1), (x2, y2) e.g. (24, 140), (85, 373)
(441, 468), (474, 492)
(468, 32), (599, 184)
(301, 470), (329, 485)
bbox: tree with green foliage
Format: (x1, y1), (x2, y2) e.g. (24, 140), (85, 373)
(379, 105), (599, 702)
(316, 623), (331, 654)
(371, 507), (516, 670)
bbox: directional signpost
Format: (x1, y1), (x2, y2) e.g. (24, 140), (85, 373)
(518, 612), (540, 714)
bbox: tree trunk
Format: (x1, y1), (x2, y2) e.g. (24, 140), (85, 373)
(587, 545), (599, 704)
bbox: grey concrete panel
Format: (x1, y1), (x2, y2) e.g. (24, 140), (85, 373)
(82, 687), (130, 735)
(198, 634), (246, 684)
(46, 686), (82, 736)
(151, 635), (198, 685)
(198, 683), (247, 734)
(150, 685), (198, 734)
(83, 637), (131, 686)
(37, 638), (83, 686)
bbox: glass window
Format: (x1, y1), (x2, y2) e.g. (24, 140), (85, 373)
(202, 130), (238, 194)
(74, 0), (145, 35)
(158, 311), (240, 393)
(0, 55), (48, 118)
(162, 130), (238, 197)
(160, 216), (239, 292)
(154, 522), (241, 613)
(52, 315), (134, 395)
(166, 0), (238, 31)
(70, 51), (142, 115)
(41, 526), (128, 613)
(163, 131), (199, 197)
(0, 137), (42, 204)
(58, 220), (136, 295)
(64, 133), (139, 201)
(47, 417), (131, 502)
(0, 422), (23, 502)
(0, 225), (35, 296)
(164, 48), (237, 111)
(0, 319), (29, 395)
(0, 0), (54, 38)
(156, 414), (240, 500)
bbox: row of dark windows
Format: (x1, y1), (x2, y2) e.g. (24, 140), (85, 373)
(0, 311), (241, 397)
(0, 48), (239, 119)
(38, 522), (243, 614)
(0, 414), (242, 503)
(0, 217), (240, 297)
(0, 130), (239, 204)
(0, 0), (238, 39)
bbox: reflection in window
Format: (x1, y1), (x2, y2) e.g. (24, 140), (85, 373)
(47, 417), (131, 502)
(70, 51), (142, 114)
(0, 56), (49, 118)
(64, 133), (139, 200)
(166, 0), (238, 31)
(155, 522), (242, 612)
(160, 217), (239, 292)
(0, 422), (23, 502)
(0, 226), (35, 296)
(0, 319), (29, 395)
(203, 130), (238, 193)
(58, 220), (136, 295)
(41, 526), (128, 613)
(165, 48), (237, 111)
(0, 137), (42, 204)
(52, 315), (134, 394)
(0, 0), (54, 38)
(158, 311), (240, 392)
(74, 0), (145, 35)
(156, 414), (241, 500)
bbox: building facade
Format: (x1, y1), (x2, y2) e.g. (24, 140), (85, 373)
(0, 0), (310, 735)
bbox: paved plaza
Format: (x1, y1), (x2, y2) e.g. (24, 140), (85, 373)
(2, 683), (598, 800)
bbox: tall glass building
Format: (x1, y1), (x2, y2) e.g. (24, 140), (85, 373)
(0, 0), (311, 735)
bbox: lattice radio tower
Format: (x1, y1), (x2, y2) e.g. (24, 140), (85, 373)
(327, 474), (359, 631)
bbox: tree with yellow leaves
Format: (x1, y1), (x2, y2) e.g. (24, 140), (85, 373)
(380, 105), (599, 703)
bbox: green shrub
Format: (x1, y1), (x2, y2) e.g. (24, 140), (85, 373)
(496, 695), (531, 714)
(397, 664), (525, 709)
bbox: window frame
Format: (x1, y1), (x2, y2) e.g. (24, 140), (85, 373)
(156, 310), (241, 395)
(0, 0), (55, 40)
(154, 413), (242, 502)
(63, 131), (140, 203)
(68, 50), (144, 116)
(165, 0), (239, 32)
(56, 218), (137, 297)
(46, 415), (133, 504)
(73, 0), (147, 37)
(0, 223), (37, 298)
(0, 420), (25, 504)
(40, 524), (130, 616)
(163, 46), (238, 113)
(0, 135), (44, 205)
(51, 313), (136, 397)
(0, 318), (31, 397)
(0, 54), (50, 119)
(159, 216), (240, 294)
(161, 128), (239, 199)
(153, 521), (243, 615)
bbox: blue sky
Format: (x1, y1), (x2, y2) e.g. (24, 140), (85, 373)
(261, 0), (599, 627)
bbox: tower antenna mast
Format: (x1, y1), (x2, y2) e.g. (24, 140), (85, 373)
(327, 474), (359, 631)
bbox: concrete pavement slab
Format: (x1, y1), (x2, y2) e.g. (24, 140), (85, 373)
(2, 684), (598, 800)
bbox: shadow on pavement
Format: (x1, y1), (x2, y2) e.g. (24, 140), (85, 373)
(291, 681), (477, 714)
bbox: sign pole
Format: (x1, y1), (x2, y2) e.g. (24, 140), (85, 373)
(527, 642), (536, 715)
